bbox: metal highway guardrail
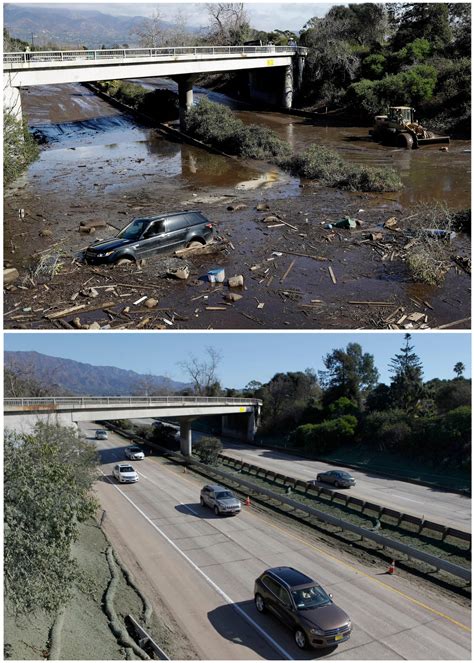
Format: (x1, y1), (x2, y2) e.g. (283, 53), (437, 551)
(191, 457), (472, 582)
(4, 45), (307, 65)
(4, 396), (261, 409)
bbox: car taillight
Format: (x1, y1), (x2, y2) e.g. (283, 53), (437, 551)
(205, 223), (213, 228)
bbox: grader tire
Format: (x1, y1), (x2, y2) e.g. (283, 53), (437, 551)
(397, 132), (414, 149)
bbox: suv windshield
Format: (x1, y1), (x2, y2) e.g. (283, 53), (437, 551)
(292, 585), (332, 610)
(120, 465), (134, 473)
(129, 447), (141, 452)
(117, 219), (150, 241)
(216, 491), (234, 500)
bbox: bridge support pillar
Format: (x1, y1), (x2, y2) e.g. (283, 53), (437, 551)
(222, 411), (257, 442)
(282, 65), (293, 109)
(180, 418), (193, 456)
(4, 82), (22, 122)
(177, 75), (194, 131)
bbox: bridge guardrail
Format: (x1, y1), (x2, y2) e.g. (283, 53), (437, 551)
(4, 396), (261, 408)
(4, 45), (307, 65)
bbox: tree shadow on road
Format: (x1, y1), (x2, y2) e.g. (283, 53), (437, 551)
(174, 503), (230, 519)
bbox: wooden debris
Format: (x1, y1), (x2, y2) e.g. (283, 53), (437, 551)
(328, 266), (337, 284)
(205, 306), (227, 311)
(45, 301), (115, 320)
(136, 317), (151, 328)
(281, 259), (296, 282)
(406, 312), (425, 322)
(348, 301), (392, 306)
(273, 249), (328, 261)
(133, 295), (147, 306)
(436, 317), (471, 329)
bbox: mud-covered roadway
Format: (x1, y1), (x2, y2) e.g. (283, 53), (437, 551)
(4, 83), (471, 330)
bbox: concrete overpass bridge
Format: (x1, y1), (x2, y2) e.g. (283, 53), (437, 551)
(4, 45), (307, 127)
(4, 395), (262, 455)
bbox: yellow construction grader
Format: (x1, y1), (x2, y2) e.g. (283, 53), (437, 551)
(370, 106), (450, 149)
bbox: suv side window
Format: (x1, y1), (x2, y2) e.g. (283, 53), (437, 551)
(186, 212), (205, 226)
(261, 575), (281, 596)
(165, 216), (188, 232)
(277, 586), (292, 607)
(145, 220), (165, 237)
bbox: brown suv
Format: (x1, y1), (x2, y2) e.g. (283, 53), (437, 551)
(254, 566), (352, 649)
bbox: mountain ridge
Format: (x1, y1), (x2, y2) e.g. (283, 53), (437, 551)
(5, 350), (189, 396)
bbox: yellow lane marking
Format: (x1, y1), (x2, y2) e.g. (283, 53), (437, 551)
(148, 456), (471, 634)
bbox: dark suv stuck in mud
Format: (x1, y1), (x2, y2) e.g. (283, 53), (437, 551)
(85, 210), (214, 265)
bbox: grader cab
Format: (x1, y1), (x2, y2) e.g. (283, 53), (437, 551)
(371, 106), (450, 149)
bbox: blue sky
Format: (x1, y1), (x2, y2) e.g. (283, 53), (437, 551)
(14, 2), (333, 32)
(5, 332), (471, 388)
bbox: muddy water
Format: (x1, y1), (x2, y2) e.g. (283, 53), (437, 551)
(128, 77), (471, 210)
(5, 81), (470, 330)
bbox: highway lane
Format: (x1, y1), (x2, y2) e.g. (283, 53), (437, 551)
(128, 418), (471, 532)
(82, 422), (471, 660)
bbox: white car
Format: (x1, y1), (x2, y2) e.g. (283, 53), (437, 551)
(112, 463), (139, 483)
(125, 445), (145, 461)
(95, 429), (108, 440)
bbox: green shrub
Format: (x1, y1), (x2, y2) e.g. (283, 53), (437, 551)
(186, 98), (242, 151)
(193, 436), (223, 465)
(233, 124), (292, 160)
(281, 145), (402, 192)
(289, 415), (357, 453)
(4, 112), (40, 186)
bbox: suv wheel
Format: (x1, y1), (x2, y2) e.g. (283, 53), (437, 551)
(116, 257), (134, 266)
(187, 239), (204, 249)
(214, 505), (220, 516)
(255, 594), (266, 613)
(294, 629), (308, 650)
(200, 496), (205, 506)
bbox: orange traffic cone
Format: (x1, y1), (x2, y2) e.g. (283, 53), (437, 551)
(387, 560), (395, 575)
(245, 496), (251, 507)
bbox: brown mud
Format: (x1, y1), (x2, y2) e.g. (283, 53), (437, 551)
(4, 83), (471, 330)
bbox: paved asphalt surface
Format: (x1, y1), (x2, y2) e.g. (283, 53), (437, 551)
(130, 419), (471, 532)
(83, 422), (471, 660)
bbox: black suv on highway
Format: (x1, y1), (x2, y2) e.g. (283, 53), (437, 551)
(85, 210), (214, 265)
(254, 566), (352, 649)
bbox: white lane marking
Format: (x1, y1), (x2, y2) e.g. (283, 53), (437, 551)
(394, 496), (423, 504)
(100, 471), (292, 660)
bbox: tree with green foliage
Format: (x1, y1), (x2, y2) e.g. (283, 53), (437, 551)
(5, 422), (98, 615)
(4, 112), (39, 186)
(391, 3), (452, 51)
(454, 362), (465, 379)
(389, 334), (424, 411)
(319, 343), (379, 407)
(289, 415), (358, 454)
(193, 436), (223, 464)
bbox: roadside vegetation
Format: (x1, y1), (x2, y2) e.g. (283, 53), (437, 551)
(4, 422), (99, 614)
(185, 99), (402, 192)
(4, 112), (40, 186)
(241, 335), (470, 478)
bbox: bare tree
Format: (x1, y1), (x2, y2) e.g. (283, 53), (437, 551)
(130, 8), (167, 48)
(178, 347), (222, 396)
(205, 3), (251, 45)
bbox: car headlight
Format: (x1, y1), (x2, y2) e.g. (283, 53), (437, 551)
(309, 626), (326, 636)
(97, 250), (114, 257)
(346, 620), (352, 629)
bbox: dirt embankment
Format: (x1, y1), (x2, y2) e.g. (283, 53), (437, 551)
(4, 518), (198, 660)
